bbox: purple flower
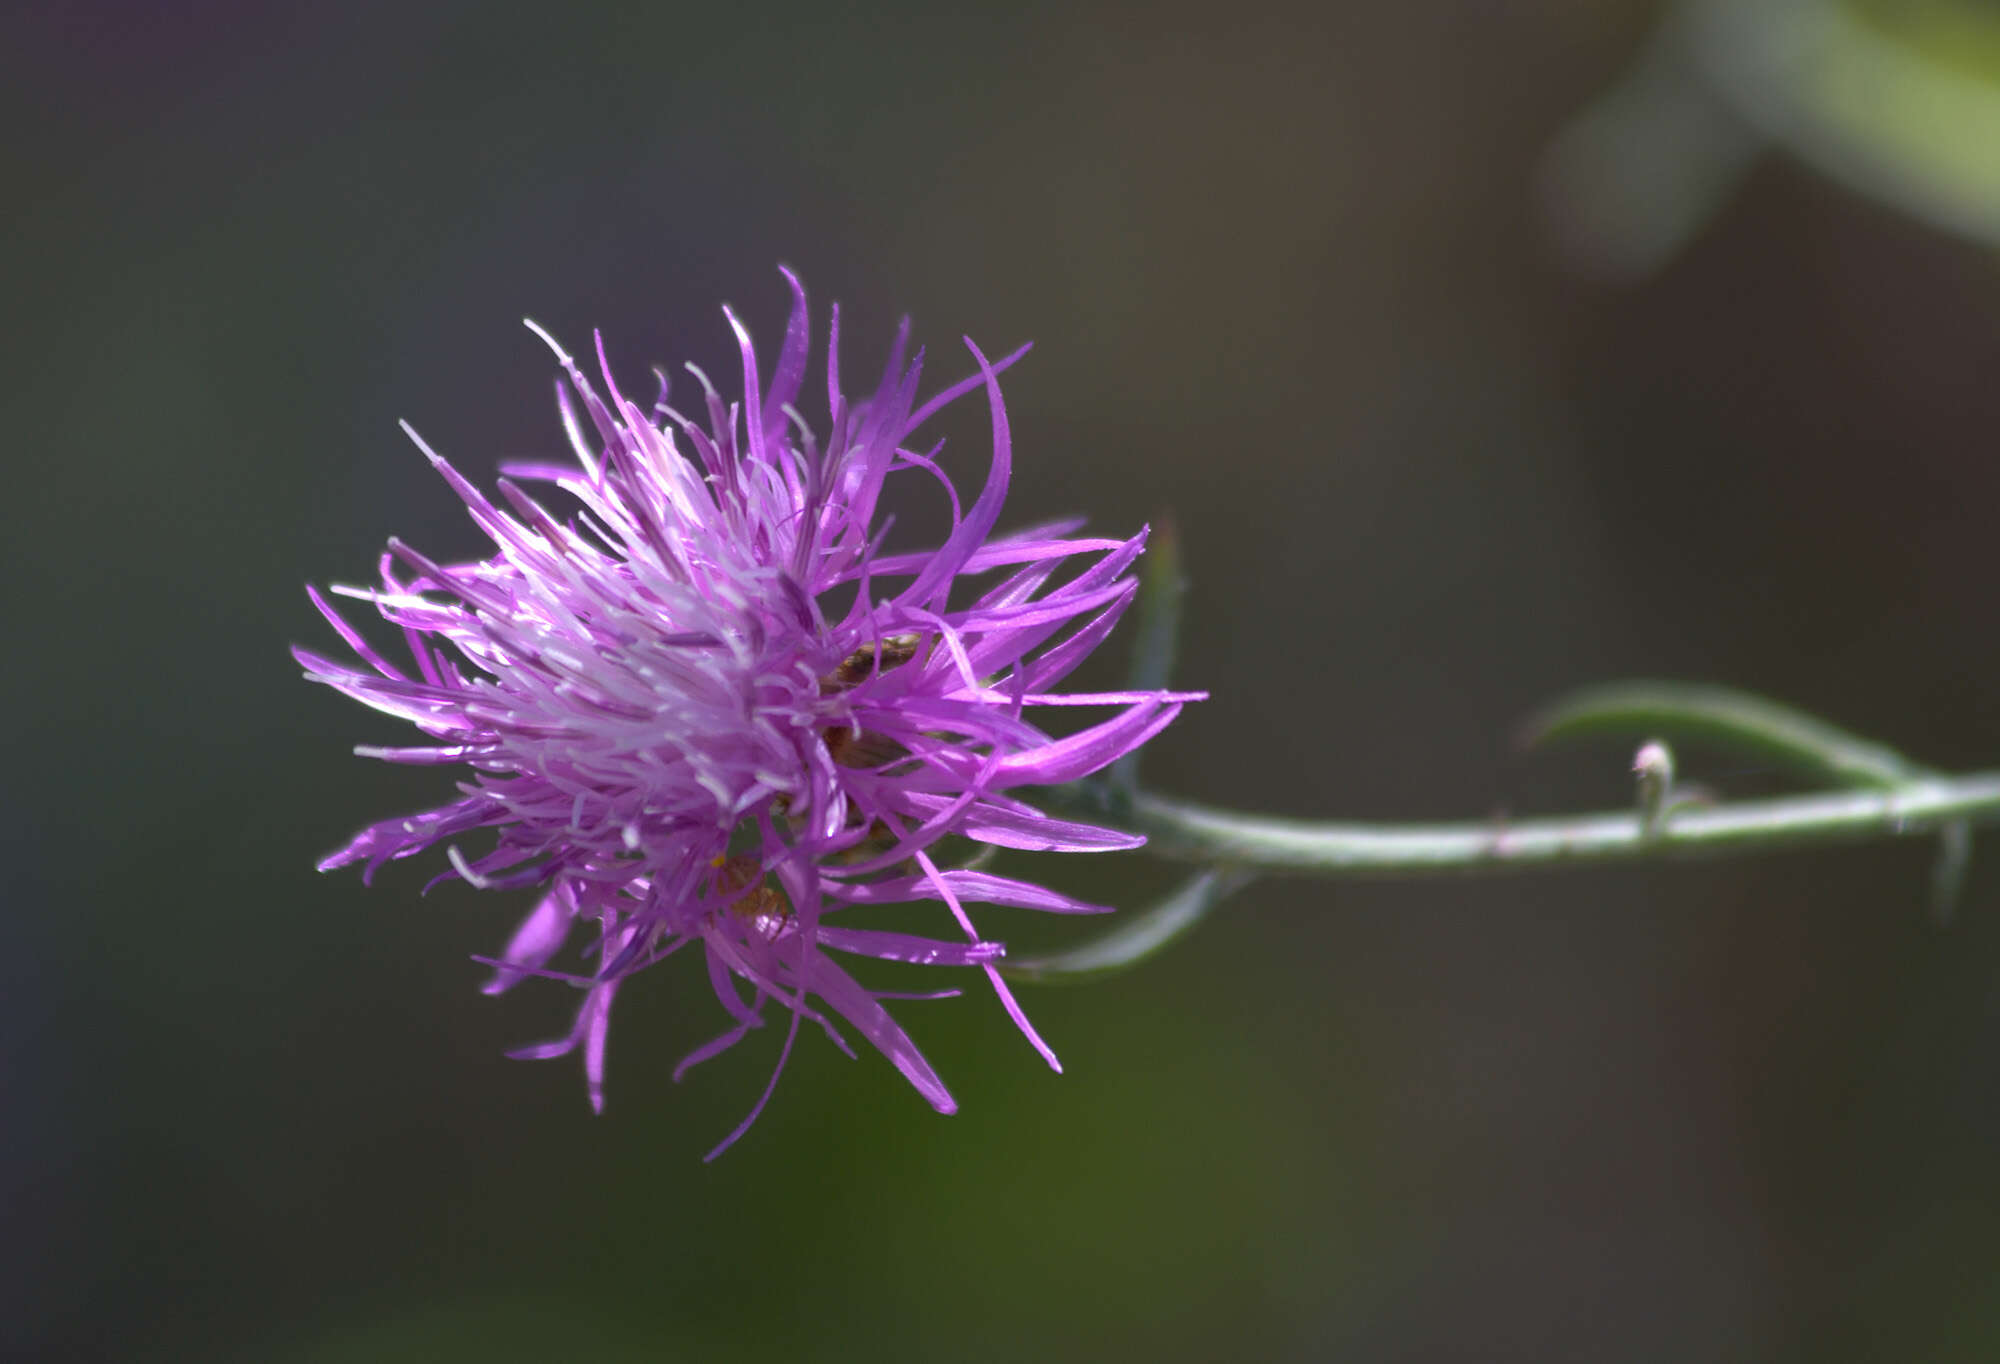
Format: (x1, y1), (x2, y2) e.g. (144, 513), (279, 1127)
(297, 271), (1197, 1155)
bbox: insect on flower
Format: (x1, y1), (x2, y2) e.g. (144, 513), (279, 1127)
(296, 270), (1200, 1156)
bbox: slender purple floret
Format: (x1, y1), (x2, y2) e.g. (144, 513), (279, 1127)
(297, 271), (1199, 1155)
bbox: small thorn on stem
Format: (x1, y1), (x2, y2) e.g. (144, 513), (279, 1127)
(1634, 739), (1675, 838)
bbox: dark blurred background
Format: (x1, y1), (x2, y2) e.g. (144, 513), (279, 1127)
(9, 1), (2000, 1359)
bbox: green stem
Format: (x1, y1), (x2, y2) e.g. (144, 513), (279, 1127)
(1522, 680), (1921, 787)
(1002, 867), (1255, 984)
(1106, 775), (2000, 877)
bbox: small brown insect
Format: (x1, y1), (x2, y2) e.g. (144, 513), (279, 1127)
(710, 854), (761, 897)
(823, 632), (923, 692)
(819, 633), (924, 774)
(824, 725), (912, 770)
(711, 854), (791, 934)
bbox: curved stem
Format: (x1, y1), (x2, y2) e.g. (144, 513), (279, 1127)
(1002, 867), (1255, 984)
(1522, 680), (1922, 787)
(1107, 774), (2000, 878)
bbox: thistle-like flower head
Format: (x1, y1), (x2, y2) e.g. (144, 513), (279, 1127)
(297, 271), (1196, 1155)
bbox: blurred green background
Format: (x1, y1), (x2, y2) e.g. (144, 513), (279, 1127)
(11, 0), (2000, 1359)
